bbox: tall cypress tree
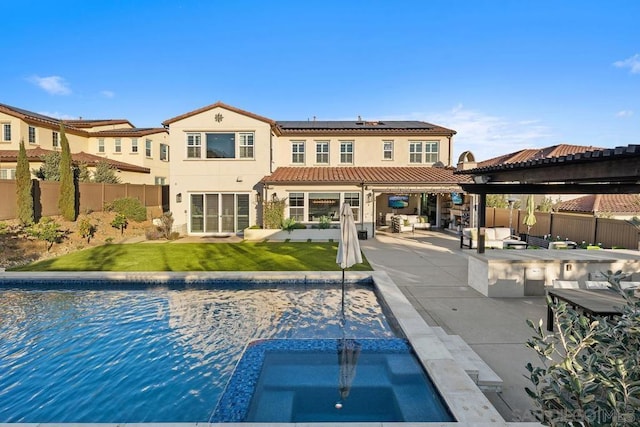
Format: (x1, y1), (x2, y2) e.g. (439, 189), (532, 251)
(57, 124), (76, 221)
(16, 139), (34, 225)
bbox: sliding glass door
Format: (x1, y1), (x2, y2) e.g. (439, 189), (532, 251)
(189, 193), (249, 234)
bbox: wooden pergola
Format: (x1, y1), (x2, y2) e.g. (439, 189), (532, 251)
(455, 144), (640, 253)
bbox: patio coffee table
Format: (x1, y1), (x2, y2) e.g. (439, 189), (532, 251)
(546, 288), (625, 331)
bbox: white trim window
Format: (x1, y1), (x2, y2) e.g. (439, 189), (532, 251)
(409, 141), (422, 163)
(52, 131), (59, 149)
(289, 192), (305, 221)
(187, 133), (201, 158)
(114, 138), (122, 153)
(98, 138), (105, 153)
(239, 132), (254, 159)
(160, 143), (169, 161)
(145, 139), (152, 158)
(131, 138), (139, 153)
(340, 141), (353, 164)
(425, 141), (439, 163)
(2, 123), (12, 142)
(291, 141), (305, 164)
(28, 126), (36, 144)
(344, 192), (360, 219)
(0, 168), (16, 179)
(315, 141), (329, 164)
(383, 140), (393, 160)
(154, 176), (167, 185)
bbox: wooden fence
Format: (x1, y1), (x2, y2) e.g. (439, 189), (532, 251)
(485, 207), (640, 250)
(0, 180), (169, 220)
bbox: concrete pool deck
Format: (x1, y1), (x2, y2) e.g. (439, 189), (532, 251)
(361, 230), (547, 423)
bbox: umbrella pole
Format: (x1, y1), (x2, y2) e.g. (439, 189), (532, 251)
(341, 268), (345, 323)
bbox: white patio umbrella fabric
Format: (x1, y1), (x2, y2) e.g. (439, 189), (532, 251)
(336, 203), (362, 269)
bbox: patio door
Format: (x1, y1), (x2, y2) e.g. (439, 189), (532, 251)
(190, 193), (250, 234)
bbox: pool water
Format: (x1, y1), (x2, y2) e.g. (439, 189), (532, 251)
(213, 339), (454, 423)
(0, 283), (395, 423)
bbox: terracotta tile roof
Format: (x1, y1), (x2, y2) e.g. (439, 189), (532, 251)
(89, 128), (168, 137)
(62, 119), (133, 128)
(0, 103), (88, 137)
(0, 148), (150, 174)
(262, 166), (471, 185)
(162, 101), (276, 126)
(276, 120), (456, 136)
(556, 194), (640, 214)
(478, 144), (602, 167)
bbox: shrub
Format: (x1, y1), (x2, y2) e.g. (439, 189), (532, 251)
(104, 197), (147, 222)
(77, 217), (97, 243)
(525, 270), (640, 426)
(58, 125), (77, 221)
(93, 161), (120, 184)
(264, 196), (286, 229)
(25, 217), (66, 252)
(155, 211), (174, 239)
(16, 140), (34, 225)
(111, 213), (128, 235)
(145, 226), (161, 240)
(318, 215), (332, 229)
(281, 217), (298, 233)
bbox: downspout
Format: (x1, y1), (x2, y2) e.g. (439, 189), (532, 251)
(360, 182), (365, 231)
(269, 130), (274, 173)
(447, 135), (452, 166)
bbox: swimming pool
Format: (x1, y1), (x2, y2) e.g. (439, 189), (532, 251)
(0, 280), (398, 423)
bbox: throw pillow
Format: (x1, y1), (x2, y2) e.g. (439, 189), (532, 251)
(403, 220), (410, 226)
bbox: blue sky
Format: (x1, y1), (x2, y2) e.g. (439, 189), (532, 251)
(2, 0), (639, 161)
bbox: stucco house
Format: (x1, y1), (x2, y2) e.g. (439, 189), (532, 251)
(0, 103), (169, 184)
(164, 101), (471, 236)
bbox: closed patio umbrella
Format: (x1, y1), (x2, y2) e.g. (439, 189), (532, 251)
(336, 203), (363, 317)
(523, 194), (537, 235)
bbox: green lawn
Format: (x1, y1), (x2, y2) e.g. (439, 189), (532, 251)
(10, 241), (373, 272)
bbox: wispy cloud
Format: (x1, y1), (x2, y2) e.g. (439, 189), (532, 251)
(417, 105), (553, 161)
(28, 75), (72, 95)
(100, 90), (115, 98)
(616, 110), (634, 117)
(613, 54), (640, 74)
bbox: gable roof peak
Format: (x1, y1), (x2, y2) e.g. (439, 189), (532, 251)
(162, 101), (275, 126)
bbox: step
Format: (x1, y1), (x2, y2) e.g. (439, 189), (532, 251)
(430, 327), (502, 392)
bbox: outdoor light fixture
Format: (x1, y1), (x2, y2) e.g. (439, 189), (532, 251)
(367, 193), (373, 203)
(176, 193), (182, 203)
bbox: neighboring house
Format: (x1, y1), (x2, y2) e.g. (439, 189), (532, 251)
(472, 143), (606, 206)
(0, 103), (168, 184)
(164, 101), (470, 236)
(555, 194), (640, 220)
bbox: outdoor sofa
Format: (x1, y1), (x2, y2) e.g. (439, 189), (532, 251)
(391, 215), (430, 233)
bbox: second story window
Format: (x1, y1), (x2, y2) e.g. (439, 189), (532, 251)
(145, 139), (152, 157)
(28, 126), (36, 144)
(98, 138), (105, 153)
(52, 131), (59, 149)
(425, 141), (438, 163)
(3, 123), (12, 142)
(131, 138), (138, 153)
(160, 143), (169, 161)
(114, 138), (122, 153)
(316, 141), (329, 164)
(383, 140), (393, 160)
(409, 142), (422, 163)
(187, 133), (201, 158)
(238, 132), (254, 159)
(340, 141), (353, 164)
(292, 141), (305, 164)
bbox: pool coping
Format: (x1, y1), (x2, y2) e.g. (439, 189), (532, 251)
(0, 271), (540, 426)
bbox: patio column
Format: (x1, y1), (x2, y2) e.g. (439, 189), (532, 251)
(477, 193), (486, 254)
